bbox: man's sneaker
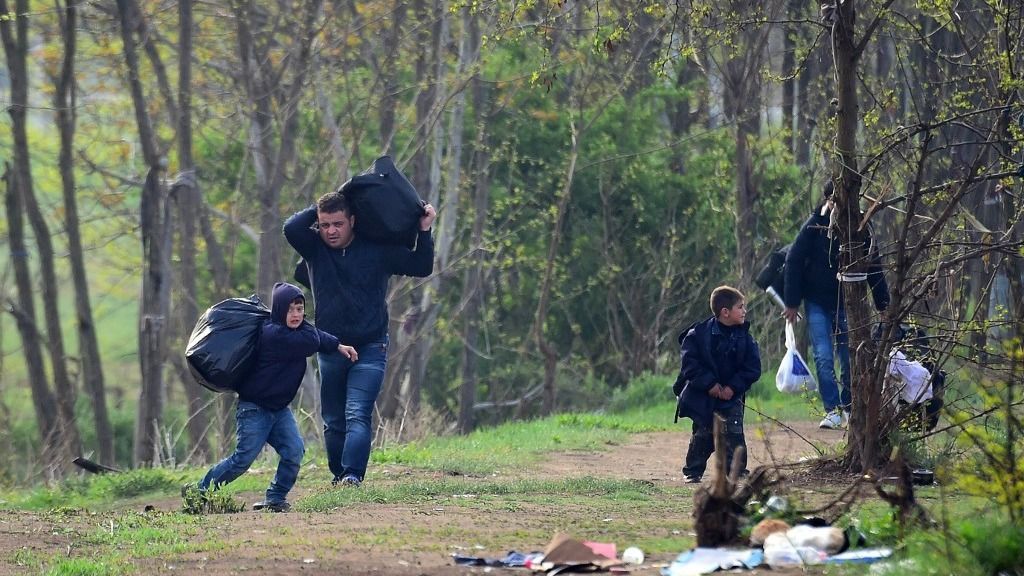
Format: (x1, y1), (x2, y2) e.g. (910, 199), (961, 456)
(819, 411), (843, 430)
(336, 475), (361, 488)
(684, 476), (702, 484)
(253, 500), (291, 513)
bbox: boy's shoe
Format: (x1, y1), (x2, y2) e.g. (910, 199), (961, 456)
(818, 410), (844, 430)
(253, 500), (291, 513)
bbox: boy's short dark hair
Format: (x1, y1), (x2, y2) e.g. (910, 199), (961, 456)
(317, 191), (350, 214)
(710, 285), (744, 316)
(290, 295), (304, 306)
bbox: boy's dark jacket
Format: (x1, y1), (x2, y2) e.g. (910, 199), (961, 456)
(284, 205), (434, 346)
(236, 282), (340, 410)
(673, 317), (761, 426)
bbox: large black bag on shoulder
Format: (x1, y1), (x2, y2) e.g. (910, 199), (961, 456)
(754, 243), (790, 297)
(338, 155), (426, 248)
(185, 295), (270, 393)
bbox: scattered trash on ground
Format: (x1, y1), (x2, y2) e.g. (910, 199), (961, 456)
(621, 546), (644, 565)
(827, 548), (893, 564)
(452, 533), (633, 573)
(661, 547), (763, 576)
(452, 550), (544, 568)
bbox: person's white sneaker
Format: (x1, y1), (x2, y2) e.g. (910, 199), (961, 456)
(819, 411), (843, 429)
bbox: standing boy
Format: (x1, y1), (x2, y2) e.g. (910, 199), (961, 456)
(673, 286), (762, 483)
(189, 282), (358, 512)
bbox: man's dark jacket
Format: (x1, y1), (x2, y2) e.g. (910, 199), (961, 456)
(236, 282), (340, 410)
(783, 211), (889, 312)
(673, 317), (761, 426)
(284, 205), (434, 346)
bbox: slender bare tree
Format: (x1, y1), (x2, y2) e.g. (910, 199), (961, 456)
(54, 0), (114, 466)
(1, 0), (81, 474)
(230, 0), (324, 299)
(116, 0), (174, 466)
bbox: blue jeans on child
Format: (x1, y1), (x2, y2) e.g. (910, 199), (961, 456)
(200, 401), (304, 504)
(318, 338), (388, 482)
(805, 300), (851, 413)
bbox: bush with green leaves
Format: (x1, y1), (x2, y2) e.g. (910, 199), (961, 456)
(180, 484), (245, 515)
(947, 340), (1024, 523)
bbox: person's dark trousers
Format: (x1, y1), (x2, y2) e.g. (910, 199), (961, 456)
(682, 401), (747, 481)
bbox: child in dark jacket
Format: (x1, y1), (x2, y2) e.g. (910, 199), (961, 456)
(673, 286), (761, 483)
(191, 282), (357, 512)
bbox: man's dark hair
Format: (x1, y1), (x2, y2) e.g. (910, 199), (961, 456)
(822, 180), (835, 201)
(317, 191), (350, 214)
(710, 285), (744, 316)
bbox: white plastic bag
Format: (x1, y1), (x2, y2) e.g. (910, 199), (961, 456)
(887, 349), (932, 403)
(776, 322), (816, 394)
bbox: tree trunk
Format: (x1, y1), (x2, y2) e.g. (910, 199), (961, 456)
(378, 0), (405, 151)
(783, 0), (798, 155)
(2, 166), (63, 480)
(1, 0), (80, 474)
(20, 153), (82, 462)
(832, 0), (884, 473)
(402, 0), (450, 420)
(175, 0), (211, 463)
(458, 12), (487, 432)
(118, 0), (172, 466)
(232, 0), (322, 299)
(719, 0), (779, 279)
(536, 124), (579, 414)
(56, 0), (113, 466)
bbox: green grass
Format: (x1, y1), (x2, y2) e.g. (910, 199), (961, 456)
(370, 404), (675, 475)
(299, 476), (658, 511)
(20, 512), (226, 576)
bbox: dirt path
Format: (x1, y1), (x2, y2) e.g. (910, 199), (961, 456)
(533, 420), (838, 484)
(0, 421), (848, 575)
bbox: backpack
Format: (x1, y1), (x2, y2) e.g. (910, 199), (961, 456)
(185, 295), (270, 393)
(754, 244), (790, 301)
(338, 155), (426, 248)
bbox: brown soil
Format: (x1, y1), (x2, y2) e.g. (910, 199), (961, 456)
(0, 421), (852, 575)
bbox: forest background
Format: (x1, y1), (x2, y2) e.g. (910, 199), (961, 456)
(0, 0), (1021, 490)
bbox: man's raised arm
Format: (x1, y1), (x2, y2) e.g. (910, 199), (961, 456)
(283, 204), (320, 259)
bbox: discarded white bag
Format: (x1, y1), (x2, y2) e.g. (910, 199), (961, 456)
(776, 322), (816, 394)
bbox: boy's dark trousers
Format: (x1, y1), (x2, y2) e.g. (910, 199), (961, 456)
(683, 402), (747, 481)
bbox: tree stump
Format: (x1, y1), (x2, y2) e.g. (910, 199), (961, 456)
(693, 414), (776, 546)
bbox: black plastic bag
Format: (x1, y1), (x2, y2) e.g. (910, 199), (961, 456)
(338, 155), (425, 247)
(754, 243), (790, 296)
(185, 295), (270, 393)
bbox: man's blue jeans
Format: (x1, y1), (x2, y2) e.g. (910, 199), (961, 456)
(318, 338), (388, 481)
(805, 301), (851, 412)
(200, 401), (304, 504)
